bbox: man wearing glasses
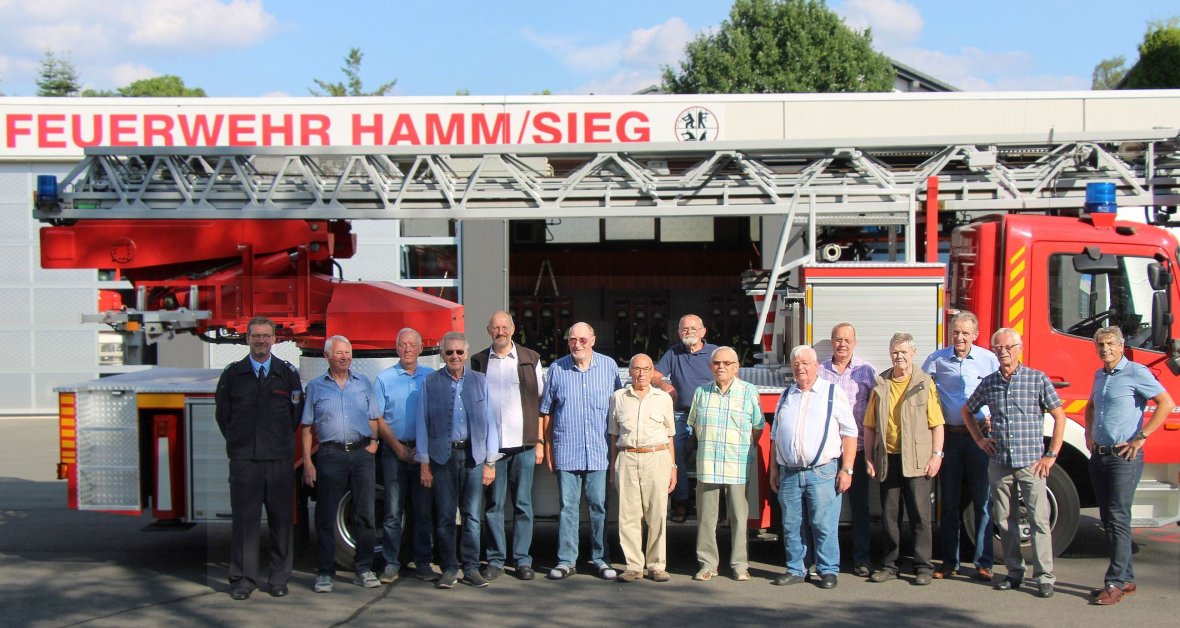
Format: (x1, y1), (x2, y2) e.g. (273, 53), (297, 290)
(687, 346), (764, 582)
(653, 314), (719, 523)
(541, 322), (622, 581)
(963, 328), (1066, 598)
(215, 316), (304, 600)
(608, 353), (676, 583)
(415, 331), (498, 589)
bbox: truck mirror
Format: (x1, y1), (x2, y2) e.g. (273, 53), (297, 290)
(1152, 291), (1170, 349)
(1168, 341), (1180, 377)
(1072, 250), (1119, 274)
(1147, 262), (1173, 291)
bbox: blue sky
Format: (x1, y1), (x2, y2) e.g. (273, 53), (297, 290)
(0, 0), (1173, 97)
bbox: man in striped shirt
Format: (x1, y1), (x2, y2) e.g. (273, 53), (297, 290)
(541, 322), (622, 581)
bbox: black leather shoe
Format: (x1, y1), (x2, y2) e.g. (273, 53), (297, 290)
(772, 573), (806, 586)
(269, 585), (289, 598)
(994, 576), (1021, 591)
(1037, 583), (1054, 598)
(819, 574), (838, 589)
(230, 588), (251, 600)
(515, 565), (536, 581)
(481, 566), (503, 582)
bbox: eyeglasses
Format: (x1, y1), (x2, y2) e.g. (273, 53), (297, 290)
(712, 360), (737, 367)
(488, 326), (512, 332)
(248, 333), (274, 340)
(991, 344), (1021, 353)
(629, 366), (653, 373)
(567, 337), (591, 345)
(831, 338), (854, 345)
(444, 349), (466, 356)
(679, 326), (702, 333)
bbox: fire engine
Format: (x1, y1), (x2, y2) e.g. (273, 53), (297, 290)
(31, 93), (1180, 566)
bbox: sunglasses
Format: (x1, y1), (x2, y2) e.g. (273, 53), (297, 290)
(444, 349), (466, 356)
(567, 337), (591, 345)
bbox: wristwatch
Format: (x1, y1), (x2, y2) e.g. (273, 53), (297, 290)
(1132, 430), (1148, 442)
(841, 467), (854, 476)
(932, 450), (944, 458)
(1042, 450), (1057, 458)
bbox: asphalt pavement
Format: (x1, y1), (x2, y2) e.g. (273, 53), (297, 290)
(2, 417), (1178, 627)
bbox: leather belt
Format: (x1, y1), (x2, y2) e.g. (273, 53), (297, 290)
(320, 438), (370, 452)
(451, 440), (468, 449)
(944, 424), (972, 433)
(1094, 445), (1123, 455)
(622, 443), (671, 454)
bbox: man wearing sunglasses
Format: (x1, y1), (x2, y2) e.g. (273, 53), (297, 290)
(541, 322), (622, 581)
(415, 332), (499, 589)
(963, 328), (1066, 599)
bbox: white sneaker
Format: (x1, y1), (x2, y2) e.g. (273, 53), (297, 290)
(379, 565), (399, 584)
(313, 574), (333, 593)
(356, 571), (380, 588)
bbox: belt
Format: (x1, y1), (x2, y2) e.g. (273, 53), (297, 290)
(1093, 445), (1125, 455)
(622, 443), (671, 454)
(320, 438), (370, 452)
(781, 460), (836, 471)
(451, 440), (468, 449)
(945, 425), (972, 433)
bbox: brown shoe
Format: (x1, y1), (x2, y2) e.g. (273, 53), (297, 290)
(932, 566), (958, 579)
(974, 567), (994, 581)
(619, 570), (640, 583)
(1091, 582), (1136, 597)
(650, 570), (670, 582)
(1094, 584), (1125, 605)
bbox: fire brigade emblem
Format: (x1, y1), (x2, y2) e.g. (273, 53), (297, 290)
(111, 238), (136, 263)
(675, 106), (719, 141)
(291, 390), (302, 404)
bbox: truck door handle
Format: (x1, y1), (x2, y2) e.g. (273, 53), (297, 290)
(1051, 380), (1070, 389)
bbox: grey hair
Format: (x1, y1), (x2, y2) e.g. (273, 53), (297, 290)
(1094, 326), (1124, 344)
(949, 311), (980, 331)
(889, 332), (916, 352)
(789, 345), (817, 362)
(324, 335), (351, 354)
(991, 327), (1022, 345)
(830, 322), (855, 338)
(710, 346), (738, 361)
(441, 331), (469, 351)
(396, 327), (423, 349)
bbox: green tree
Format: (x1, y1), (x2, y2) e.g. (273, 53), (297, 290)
(1091, 55), (1127, 90)
(310, 48), (396, 96)
(1122, 18), (1180, 89)
(661, 0), (893, 94)
(116, 75), (206, 97)
(35, 50), (81, 96)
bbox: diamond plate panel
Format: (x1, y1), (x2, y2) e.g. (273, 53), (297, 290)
(77, 469), (140, 510)
(0, 168), (30, 199)
(77, 429), (140, 467)
(34, 288), (96, 326)
(0, 373), (33, 409)
(0, 288), (30, 324)
(0, 332), (33, 372)
(76, 389), (137, 429)
(0, 244), (32, 282)
(0, 202), (35, 243)
(34, 330), (95, 368)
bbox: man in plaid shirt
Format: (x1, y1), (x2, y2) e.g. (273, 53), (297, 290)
(963, 328), (1066, 598)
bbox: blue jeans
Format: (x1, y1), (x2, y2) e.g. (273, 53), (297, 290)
(313, 446), (376, 575)
(939, 429), (994, 569)
(379, 442), (433, 571)
(848, 450), (871, 566)
(778, 460), (842, 576)
(672, 411), (691, 504)
(1089, 449), (1145, 587)
(430, 452), (485, 573)
(484, 446), (536, 568)
(556, 469), (609, 568)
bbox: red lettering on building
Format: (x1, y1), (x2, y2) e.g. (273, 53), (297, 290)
(179, 114), (225, 145)
(473, 113), (509, 145)
(425, 113), (463, 145)
(617, 111), (650, 142)
(109, 114), (137, 147)
(143, 115), (175, 147)
(387, 113), (421, 145)
(352, 113), (383, 145)
(5, 114), (32, 148)
(37, 114), (67, 149)
(301, 115), (330, 146)
(227, 114), (255, 146)
(261, 114), (293, 146)
(531, 112), (561, 143)
(71, 114), (103, 147)
(584, 112), (611, 143)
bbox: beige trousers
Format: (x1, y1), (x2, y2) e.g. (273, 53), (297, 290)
(615, 450), (674, 572)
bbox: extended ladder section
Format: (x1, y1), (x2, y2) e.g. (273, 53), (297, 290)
(32, 129), (1180, 348)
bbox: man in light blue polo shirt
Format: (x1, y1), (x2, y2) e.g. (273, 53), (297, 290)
(541, 321), (622, 581)
(1086, 326), (1172, 605)
(301, 335), (382, 593)
(373, 327), (436, 583)
(921, 311), (999, 581)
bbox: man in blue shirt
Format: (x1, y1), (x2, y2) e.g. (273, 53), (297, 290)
(963, 328), (1066, 598)
(652, 314), (718, 522)
(301, 335), (382, 593)
(541, 322), (622, 581)
(373, 327), (436, 583)
(415, 331), (499, 589)
(922, 311), (999, 581)
(1086, 326), (1172, 606)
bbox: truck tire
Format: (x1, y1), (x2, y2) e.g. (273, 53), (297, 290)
(332, 485), (386, 571)
(961, 463), (1080, 558)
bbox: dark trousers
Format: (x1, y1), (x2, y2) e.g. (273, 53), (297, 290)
(879, 453), (934, 573)
(431, 449), (485, 574)
(380, 443), (433, 570)
(228, 458), (293, 591)
(314, 447), (376, 575)
(1089, 449), (1145, 587)
(848, 450), (872, 566)
(939, 429), (994, 568)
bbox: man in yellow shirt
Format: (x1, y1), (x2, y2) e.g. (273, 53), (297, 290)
(863, 333), (945, 585)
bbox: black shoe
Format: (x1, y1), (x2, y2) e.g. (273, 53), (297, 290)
(1037, 583), (1054, 598)
(852, 564), (871, 578)
(230, 588), (251, 600)
(995, 576), (1021, 591)
(869, 568), (897, 583)
(914, 571), (933, 586)
(481, 566), (503, 582)
(515, 565), (536, 581)
(464, 570), (490, 588)
(772, 573), (806, 586)
(268, 585), (288, 598)
(819, 574), (838, 589)
(436, 571), (458, 589)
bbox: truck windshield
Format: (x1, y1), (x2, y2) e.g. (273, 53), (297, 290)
(1049, 254), (1158, 349)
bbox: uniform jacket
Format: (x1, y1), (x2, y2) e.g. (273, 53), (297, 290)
(869, 368), (936, 479)
(215, 356), (304, 461)
(469, 344), (542, 448)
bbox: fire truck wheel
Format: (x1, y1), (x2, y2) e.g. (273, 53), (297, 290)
(960, 463), (1080, 558)
(332, 485), (387, 572)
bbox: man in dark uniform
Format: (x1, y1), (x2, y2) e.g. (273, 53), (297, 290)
(215, 316), (304, 600)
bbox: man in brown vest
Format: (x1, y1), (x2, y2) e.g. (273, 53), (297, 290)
(470, 310), (544, 581)
(864, 332), (945, 585)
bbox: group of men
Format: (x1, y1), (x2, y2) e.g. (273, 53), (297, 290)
(215, 309), (1169, 606)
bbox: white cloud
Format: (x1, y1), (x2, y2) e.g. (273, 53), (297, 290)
(839, 0), (923, 50)
(123, 0), (278, 48)
(111, 63), (158, 87)
(527, 17), (693, 93)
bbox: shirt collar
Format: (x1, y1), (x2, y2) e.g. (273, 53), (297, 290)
(249, 355), (272, 372)
(489, 344), (517, 360)
(1104, 356), (1129, 374)
(320, 369), (360, 382)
